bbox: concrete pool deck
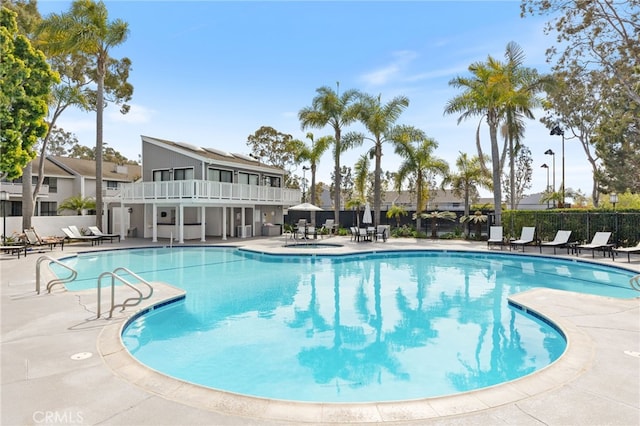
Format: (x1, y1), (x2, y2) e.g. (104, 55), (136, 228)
(1, 236), (639, 425)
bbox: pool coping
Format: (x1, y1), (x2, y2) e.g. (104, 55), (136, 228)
(96, 267), (595, 423)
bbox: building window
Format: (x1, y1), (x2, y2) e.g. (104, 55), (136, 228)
(39, 202), (57, 216)
(238, 172), (258, 185)
(207, 168), (232, 183)
(173, 168), (194, 181)
(263, 176), (280, 188)
(153, 170), (171, 181)
(105, 180), (119, 189)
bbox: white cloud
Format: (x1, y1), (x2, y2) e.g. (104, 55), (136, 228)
(359, 50), (419, 87)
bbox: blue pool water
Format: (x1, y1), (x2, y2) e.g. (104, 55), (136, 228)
(53, 247), (637, 402)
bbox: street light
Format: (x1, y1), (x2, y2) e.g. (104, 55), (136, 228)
(544, 149), (556, 207)
(541, 164), (549, 209)
(0, 190), (9, 245)
(550, 125), (565, 206)
(610, 192), (618, 210)
(301, 165), (310, 202)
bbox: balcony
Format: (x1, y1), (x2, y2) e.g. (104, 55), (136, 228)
(121, 180), (300, 205)
(0, 182), (49, 196)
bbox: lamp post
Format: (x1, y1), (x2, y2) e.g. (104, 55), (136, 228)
(610, 192), (618, 210)
(544, 149), (556, 207)
(550, 125), (565, 206)
(0, 191), (8, 245)
(541, 164), (549, 209)
(301, 165), (310, 203)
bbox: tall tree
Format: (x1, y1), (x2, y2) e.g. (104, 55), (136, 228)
(291, 132), (333, 221)
(502, 145), (533, 209)
(39, 0), (133, 228)
(521, 0), (640, 105)
(299, 84), (362, 224)
(247, 126), (298, 170)
(393, 128), (449, 231)
(346, 154), (370, 227)
(356, 93), (410, 227)
(442, 152), (491, 237)
(0, 6), (57, 180)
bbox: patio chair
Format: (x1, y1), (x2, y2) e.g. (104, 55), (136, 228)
(375, 225), (387, 242)
(89, 226), (121, 243)
(510, 227), (536, 252)
(612, 241), (640, 263)
(61, 227), (101, 246)
(23, 229), (61, 252)
(350, 226), (359, 242)
(575, 232), (612, 258)
(320, 219), (335, 237)
(487, 226), (504, 249)
(539, 230), (572, 254)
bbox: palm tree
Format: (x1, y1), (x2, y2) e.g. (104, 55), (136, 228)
(39, 0), (130, 228)
(345, 154), (370, 228)
(444, 43), (544, 225)
(57, 195), (96, 215)
(356, 93), (410, 227)
(386, 204), (407, 229)
(291, 132), (333, 221)
(393, 128), (449, 231)
(299, 84), (362, 225)
(442, 152), (492, 237)
(460, 210), (488, 240)
(420, 211), (457, 238)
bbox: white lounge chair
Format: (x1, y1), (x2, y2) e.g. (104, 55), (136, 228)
(487, 226), (504, 249)
(510, 227), (536, 252)
(89, 226), (120, 243)
(61, 227), (101, 246)
(576, 232), (612, 258)
(612, 241), (640, 263)
(539, 230), (572, 254)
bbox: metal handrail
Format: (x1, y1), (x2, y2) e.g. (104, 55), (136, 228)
(97, 267), (154, 319)
(36, 256), (77, 294)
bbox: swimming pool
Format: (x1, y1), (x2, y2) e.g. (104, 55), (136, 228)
(54, 247), (637, 402)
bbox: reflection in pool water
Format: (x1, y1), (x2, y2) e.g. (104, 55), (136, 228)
(55, 247), (636, 402)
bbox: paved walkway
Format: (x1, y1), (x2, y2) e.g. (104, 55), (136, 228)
(1, 236), (639, 425)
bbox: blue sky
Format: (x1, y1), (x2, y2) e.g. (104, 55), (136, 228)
(38, 1), (592, 199)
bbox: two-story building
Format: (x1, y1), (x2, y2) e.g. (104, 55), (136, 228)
(120, 136), (299, 243)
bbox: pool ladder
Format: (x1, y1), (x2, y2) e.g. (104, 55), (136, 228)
(36, 256), (78, 294)
(97, 267), (154, 319)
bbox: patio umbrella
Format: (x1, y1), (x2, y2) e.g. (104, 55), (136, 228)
(288, 202), (323, 211)
(362, 203), (372, 225)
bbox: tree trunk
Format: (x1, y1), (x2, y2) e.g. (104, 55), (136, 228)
(488, 113), (502, 225)
(374, 141), (381, 228)
(22, 162), (34, 230)
(95, 57), (105, 228)
(333, 127), (341, 226)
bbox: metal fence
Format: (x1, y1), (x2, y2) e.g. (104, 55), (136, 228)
(500, 211), (640, 246)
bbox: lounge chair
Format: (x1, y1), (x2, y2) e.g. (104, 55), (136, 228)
(510, 227), (536, 252)
(89, 226), (121, 243)
(575, 232), (612, 258)
(0, 244), (27, 258)
(612, 241), (640, 263)
(375, 225), (387, 242)
(320, 219), (335, 237)
(61, 227), (101, 246)
(487, 226), (504, 249)
(23, 229), (63, 251)
(539, 230), (572, 254)
(349, 226), (359, 242)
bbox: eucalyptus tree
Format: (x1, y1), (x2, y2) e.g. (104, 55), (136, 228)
(38, 0), (133, 228)
(442, 152), (491, 237)
(393, 127), (449, 231)
(299, 84), (362, 224)
(356, 93), (410, 226)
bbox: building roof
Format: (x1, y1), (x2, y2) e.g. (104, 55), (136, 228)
(30, 157), (75, 178)
(48, 156), (141, 182)
(142, 135), (284, 173)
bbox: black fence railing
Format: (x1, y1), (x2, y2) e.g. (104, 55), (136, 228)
(499, 211), (640, 246)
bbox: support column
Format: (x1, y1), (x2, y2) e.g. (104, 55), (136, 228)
(200, 205), (206, 242)
(152, 204), (158, 242)
(179, 203), (184, 244)
(241, 207), (246, 238)
(120, 201), (126, 241)
(222, 206), (227, 240)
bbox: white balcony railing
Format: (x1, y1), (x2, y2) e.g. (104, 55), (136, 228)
(121, 180), (300, 204)
(0, 182), (49, 195)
